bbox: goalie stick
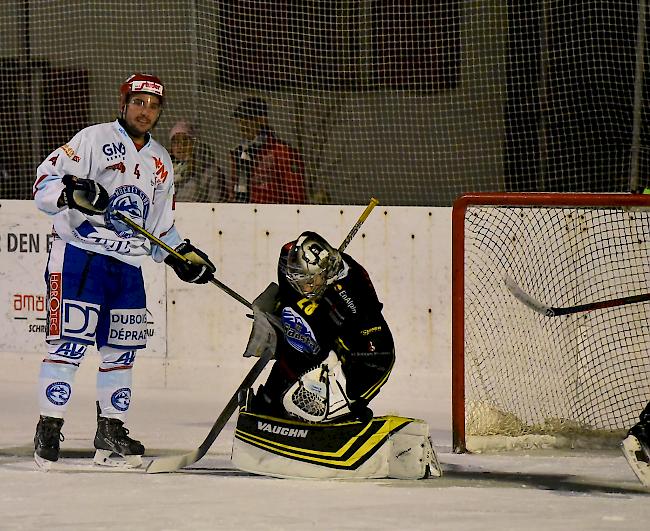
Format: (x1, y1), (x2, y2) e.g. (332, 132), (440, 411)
(146, 198), (380, 473)
(505, 275), (650, 317)
(146, 349), (274, 474)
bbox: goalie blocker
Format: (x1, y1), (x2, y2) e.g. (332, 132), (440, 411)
(231, 394), (442, 480)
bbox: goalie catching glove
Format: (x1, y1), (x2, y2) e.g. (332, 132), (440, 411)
(60, 174), (110, 215)
(282, 351), (369, 423)
(164, 239), (216, 284)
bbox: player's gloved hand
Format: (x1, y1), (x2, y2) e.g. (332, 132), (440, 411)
(61, 174), (110, 215)
(164, 239), (216, 284)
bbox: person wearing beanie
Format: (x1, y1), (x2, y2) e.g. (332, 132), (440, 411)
(169, 119), (226, 202)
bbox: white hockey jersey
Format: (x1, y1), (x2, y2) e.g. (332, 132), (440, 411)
(33, 120), (182, 266)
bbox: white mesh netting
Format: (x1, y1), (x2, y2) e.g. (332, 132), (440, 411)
(1, 2), (648, 204)
(457, 195), (650, 450)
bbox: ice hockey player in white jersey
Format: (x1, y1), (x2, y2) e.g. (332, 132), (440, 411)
(622, 401), (650, 486)
(32, 73), (216, 470)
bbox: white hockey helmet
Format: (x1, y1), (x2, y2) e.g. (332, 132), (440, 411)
(284, 231), (342, 299)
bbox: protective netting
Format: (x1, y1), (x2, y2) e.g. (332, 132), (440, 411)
(459, 198), (650, 448)
(1, 2), (648, 205)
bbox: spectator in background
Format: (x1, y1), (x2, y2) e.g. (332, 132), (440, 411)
(169, 120), (227, 202)
(230, 97), (306, 204)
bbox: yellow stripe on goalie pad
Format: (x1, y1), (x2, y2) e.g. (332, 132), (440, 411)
(234, 413), (412, 470)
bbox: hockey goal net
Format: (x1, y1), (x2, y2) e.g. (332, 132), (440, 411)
(452, 193), (650, 453)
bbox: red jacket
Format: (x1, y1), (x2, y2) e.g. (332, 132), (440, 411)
(230, 132), (306, 204)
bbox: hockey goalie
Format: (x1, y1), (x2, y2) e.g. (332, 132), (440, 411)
(231, 231), (442, 480)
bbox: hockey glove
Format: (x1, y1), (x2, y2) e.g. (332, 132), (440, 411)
(61, 174), (110, 215)
(164, 239), (216, 284)
(243, 307), (278, 358)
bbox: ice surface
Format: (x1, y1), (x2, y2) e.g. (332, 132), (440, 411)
(1, 357), (649, 531)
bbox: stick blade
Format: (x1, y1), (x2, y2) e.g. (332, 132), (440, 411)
(504, 276), (554, 317)
(146, 450), (201, 474)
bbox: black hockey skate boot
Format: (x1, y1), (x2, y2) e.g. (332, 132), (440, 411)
(34, 415), (64, 469)
(93, 402), (144, 468)
(628, 412), (650, 451)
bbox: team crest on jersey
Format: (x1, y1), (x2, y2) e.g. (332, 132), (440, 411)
(111, 388), (131, 412)
(104, 185), (150, 238)
(281, 307), (320, 355)
(46, 381), (72, 406)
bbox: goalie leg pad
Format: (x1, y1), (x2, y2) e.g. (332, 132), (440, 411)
(388, 419), (442, 479)
(232, 411), (441, 480)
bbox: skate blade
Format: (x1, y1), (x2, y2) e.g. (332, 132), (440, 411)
(93, 449), (143, 469)
(621, 435), (650, 487)
(34, 452), (55, 471)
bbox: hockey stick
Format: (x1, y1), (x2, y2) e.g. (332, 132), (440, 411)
(145, 349), (274, 474)
(145, 198), (380, 473)
(113, 212), (252, 309)
(505, 275), (650, 317)
(338, 197), (379, 252)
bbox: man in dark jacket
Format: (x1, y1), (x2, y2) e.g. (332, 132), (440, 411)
(230, 97), (306, 204)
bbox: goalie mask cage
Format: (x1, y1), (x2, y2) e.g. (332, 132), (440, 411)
(452, 192), (650, 453)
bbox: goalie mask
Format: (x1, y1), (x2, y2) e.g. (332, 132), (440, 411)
(284, 232), (342, 299)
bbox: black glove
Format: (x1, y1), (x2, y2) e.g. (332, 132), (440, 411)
(61, 174), (110, 215)
(164, 239), (216, 284)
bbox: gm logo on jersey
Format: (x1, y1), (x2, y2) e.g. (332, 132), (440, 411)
(46, 381), (71, 406)
(102, 142), (126, 160)
(111, 388), (131, 412)
(104, 185), (150, 238)
(281, 307), (320, 355)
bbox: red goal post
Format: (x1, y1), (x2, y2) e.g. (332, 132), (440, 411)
(452, 192), (650, 453)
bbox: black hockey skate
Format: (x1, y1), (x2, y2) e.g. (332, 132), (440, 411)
(621, 415), (650, 487)
(93, 402), (144, 468)
(34, 415), (65, 470)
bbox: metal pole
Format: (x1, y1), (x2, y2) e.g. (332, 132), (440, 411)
(629, 0), (647, 192)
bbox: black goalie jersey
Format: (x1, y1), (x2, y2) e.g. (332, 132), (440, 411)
(266, 242), (395, 406)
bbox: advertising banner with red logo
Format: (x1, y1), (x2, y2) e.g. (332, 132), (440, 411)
(0, 201), (166, 356)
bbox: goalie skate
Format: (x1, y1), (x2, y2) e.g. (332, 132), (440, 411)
(621, 434), (650, 487)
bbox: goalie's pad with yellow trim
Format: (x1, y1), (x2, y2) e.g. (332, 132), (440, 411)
(231, 410), (442, 480)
